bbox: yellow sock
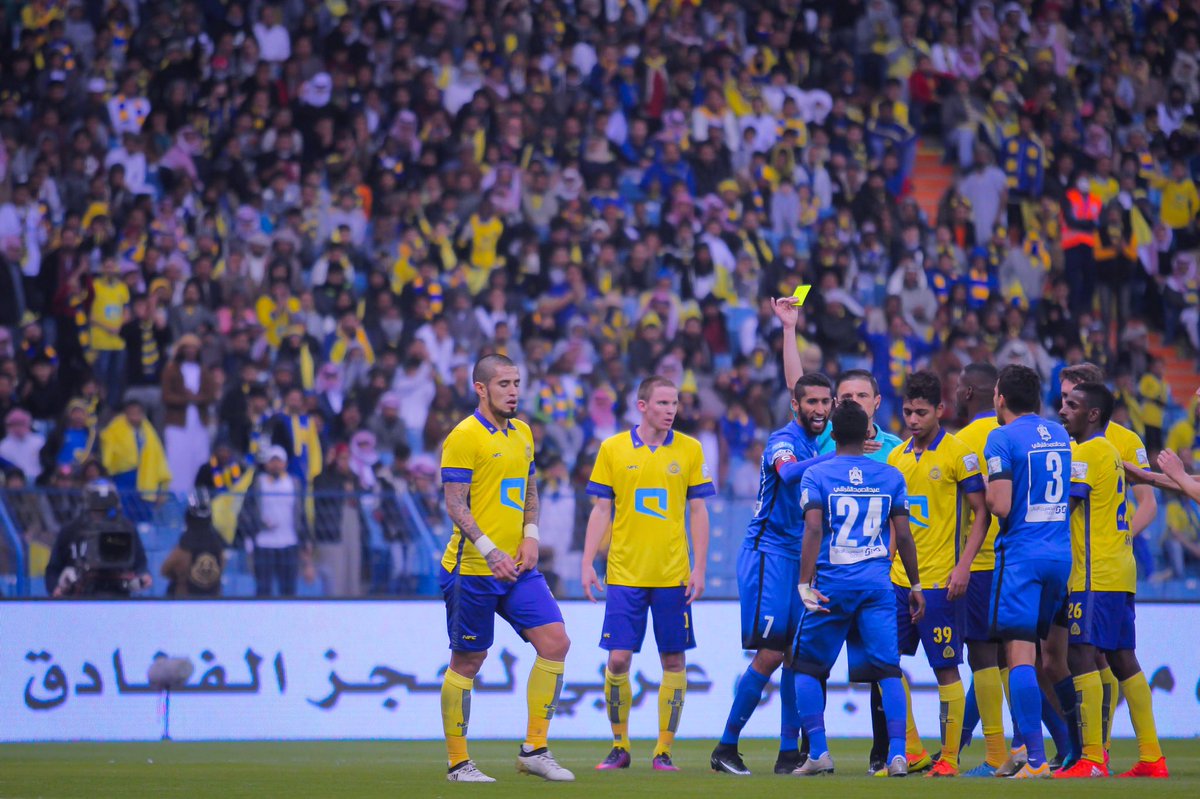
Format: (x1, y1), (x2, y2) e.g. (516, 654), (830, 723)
(939, 680), (966, 768)
(975, 667), (1008, 768)
(1000, 666), (1018, 746)
(655, 669), (687, 756)
(441, 668), (473, 767)
(604, 668), (632, 750)
(1074, 672), (1104, 763)
(525, 656), (564, 750)
(902, 673), (924, 755)
(1120, 672), (1163, 763)
(1099, 666), (1118, 751)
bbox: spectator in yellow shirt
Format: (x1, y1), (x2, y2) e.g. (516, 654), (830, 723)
(90, 257), (130, 411)
(1153, 159), (1199, 235)
(1137, 356), (1169, 452)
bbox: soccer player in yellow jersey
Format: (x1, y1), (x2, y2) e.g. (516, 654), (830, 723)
(1059, 383), (1169, 779)
(886, 371), (990, 777)
(437, 354), (573, 784)
(582, 375), (716, 772)
(952, 363), (1013, 776)
(1059, 363), (1156, 757)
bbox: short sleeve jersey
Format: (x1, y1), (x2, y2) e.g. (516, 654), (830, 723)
(800, 455), (909, 591)
(887, 429), (985, 588)
(1069, 435), (1135, 593)
(955, 411), (1002, 571)
(984, 415), (1072, 563)
(587, 428), (716, 587)
(440, 411), (536, 576)
(743, 421), (821, 558)
(1105, 421), (1151, 531)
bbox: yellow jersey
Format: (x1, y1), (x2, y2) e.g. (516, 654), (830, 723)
(464, 214), (503, 270)
(90, 279), (129, 351)
(954, 411), (1001, 571)
(440, 411), (535, 577)
(1105, 421), (1149, 532)
(1069, 436), (1135, 592)
(887, 429), (985, 588)
(586, 428), (715, 587)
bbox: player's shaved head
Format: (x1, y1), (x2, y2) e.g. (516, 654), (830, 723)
(473, 353), (516, 385)
(962, 362), (998, 390)
(637, 375), (676, 402)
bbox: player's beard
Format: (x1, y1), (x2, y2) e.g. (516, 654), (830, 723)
(487, 392), (519, 420)
(797, 408), (827, 436)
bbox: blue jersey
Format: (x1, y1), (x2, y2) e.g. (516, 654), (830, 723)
(799, 456), (909, 591)
(816, 422), (904, 462)
(984, 415), (1072, 563)
(744, 421), (822, 557)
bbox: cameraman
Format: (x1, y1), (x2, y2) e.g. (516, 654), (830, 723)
(161, 489), (225, 597)
(45, 480), (152, 598)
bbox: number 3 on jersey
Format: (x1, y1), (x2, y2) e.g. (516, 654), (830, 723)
(1026, 450), (1067, 522)
(829, 495), (890, 565)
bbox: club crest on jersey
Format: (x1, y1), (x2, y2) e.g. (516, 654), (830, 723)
(667, 461), (681, 475)
(929, 467), (941, 481)
(849, 467), (863, 485)
(1037, 424), (1052, 442)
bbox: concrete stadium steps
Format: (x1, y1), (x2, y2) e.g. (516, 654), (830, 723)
(913, 142), (955, 224)
(1148, 331), (1200, 406)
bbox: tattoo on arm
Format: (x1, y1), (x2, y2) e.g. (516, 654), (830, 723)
(444, 482), (485, 543)
(523, 479), (540, 526)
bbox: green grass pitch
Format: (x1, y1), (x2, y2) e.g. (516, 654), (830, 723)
(1, 738), (1197, 798)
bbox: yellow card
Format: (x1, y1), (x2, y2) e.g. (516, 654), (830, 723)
(792, 284), (812, 306)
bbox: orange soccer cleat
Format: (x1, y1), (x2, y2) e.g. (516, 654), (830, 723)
(1053, 758), (1109, 779)
(1118, 758), (1169, 779)
(925, 759), (959, 778)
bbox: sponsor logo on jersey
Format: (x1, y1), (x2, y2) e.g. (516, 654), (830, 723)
(1037, 424), (1052, 442)
(849, 467), (863, 485)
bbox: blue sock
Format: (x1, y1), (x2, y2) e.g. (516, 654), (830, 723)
(719, 665), (770, 746)
(1009, 665), (1046, 767)
(1046, 681), (1077, 762)
(961, 678), (979, 750)
(780, 667), (800, 752)
(794, 672), (828, 757)
(879, 676), (908, 762)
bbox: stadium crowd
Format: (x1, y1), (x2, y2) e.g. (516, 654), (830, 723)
(0, 0), (1199, 595)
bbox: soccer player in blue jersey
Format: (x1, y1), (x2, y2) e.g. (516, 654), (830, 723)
(983, 365), (1073, 779)
(711, 298), (836, 776)
(711, 372), (834, 774)
(792, 400), (925, 777)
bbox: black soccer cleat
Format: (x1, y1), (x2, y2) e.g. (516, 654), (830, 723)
(711, 744), (751, 776)
(775, 748), (804, 774)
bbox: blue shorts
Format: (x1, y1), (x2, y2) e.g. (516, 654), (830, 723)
(1067, 591), (1136, 651)
(601, 585), (695, 653)
(989, 554), (1071, 642)
(439, 567), (564, 652)
(895, 584), (965, 670)
(964, 569), (996, 643)
(737, 548), (802, 651)
(793, 586), (901, 681)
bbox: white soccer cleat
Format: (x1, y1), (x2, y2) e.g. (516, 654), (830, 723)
(517, 747), (576, 781)
(995, 746), (1028, 778)
(792, 751), (835, 776)
(447, 760), (496, 782)
(887, 755), (909, 777)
